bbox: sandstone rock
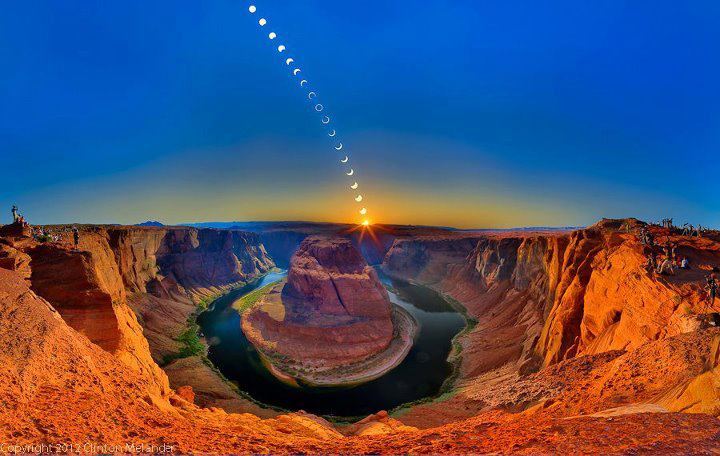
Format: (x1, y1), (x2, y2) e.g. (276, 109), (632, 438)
(163, 355), (277, 417)
(0, 225), (274, 407)
(243, 237), (415, 382)
(343, 410), (418, 436)
(383, 220), (720, 382)
(2, 220), (720, 454)
(0, 242), (31, 278)
(282, 236), (392, 321)
(175, 385), (196, 404)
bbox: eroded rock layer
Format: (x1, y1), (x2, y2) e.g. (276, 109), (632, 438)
(242, 237), (415, 384)
(383, 218), (720, 426)
(1, 224), (275, 414)
(1, 219), (720, 453)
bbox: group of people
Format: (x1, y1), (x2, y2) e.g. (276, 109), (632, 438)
(639, 225), (656, 247)
(681, 223), (706, 237)
(642, 238), (688, 276)
(639, 220), (719, 311)
(10, 205), (29, 227)
(647, 219), (706, 238)
(9, 205), (80, 249)
(32, 226), (60, 243)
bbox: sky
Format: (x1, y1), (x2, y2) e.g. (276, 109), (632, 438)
(1, 1), (719, 229)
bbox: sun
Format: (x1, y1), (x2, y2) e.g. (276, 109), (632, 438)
(362, 220), (370, 227)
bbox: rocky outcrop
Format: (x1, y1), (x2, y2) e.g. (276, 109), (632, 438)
(282, 237), (392, 321)
(0, 225), (274, 410)
(383, 219), (720, 423)
(107, 227), (274, 303)
(0, 266), (364, 451)
(243, 237), (416, 385)
(100, 227), (274, 359)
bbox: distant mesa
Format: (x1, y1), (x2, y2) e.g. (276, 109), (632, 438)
(241, 236), (417, 387)
(135, 220), (165, 227)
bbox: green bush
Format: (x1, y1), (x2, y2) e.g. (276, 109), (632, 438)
(162, 324), (204, 365)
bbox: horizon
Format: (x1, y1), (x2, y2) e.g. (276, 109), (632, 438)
(30, 216), (606, 231)
(2, 1), (719, 228)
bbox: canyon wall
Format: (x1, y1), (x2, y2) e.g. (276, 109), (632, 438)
(104, 227), (274, 360)
(1, 225), (275, 409)
(383, 219), (718, 380)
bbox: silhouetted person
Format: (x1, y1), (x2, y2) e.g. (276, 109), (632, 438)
(72, 227), (80, 249)
(657, 256), (674, 275)
(11, 205), (19, 223)
(706, 274), (718, 311)
(645, 253), (658, 273)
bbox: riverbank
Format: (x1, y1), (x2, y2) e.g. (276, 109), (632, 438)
(378, 267), (475, 417)
(161, 271), (286, 417)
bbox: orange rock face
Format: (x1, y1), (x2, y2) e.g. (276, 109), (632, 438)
(383, 219), (720, 426)
(1, 225), (275, 409)
(1, 219), (720, 454)
(284, 236), (392, 320)
(242, 237), (405, 377)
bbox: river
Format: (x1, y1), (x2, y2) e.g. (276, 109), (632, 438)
(196, 269), (465, 418)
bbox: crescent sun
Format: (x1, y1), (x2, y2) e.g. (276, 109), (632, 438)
(359, 207), (367, 215)
(340, 156), (348, 163)
(286, 58), (294, 65)
(300, 79), (308, 86)
(293, 68), (301, 75)
(355, 195), (363, 202)
(328, 129), (336, 137)
(308, 91), (316, 99)
(277, 45), (286, 52)
(334, 143), (343, 150)
(350, 182), (358, 189)
(321, 116), (330, 124)
(346, 169), (354, 176)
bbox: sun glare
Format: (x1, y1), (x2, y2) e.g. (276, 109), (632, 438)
(362, 220), (370, 226)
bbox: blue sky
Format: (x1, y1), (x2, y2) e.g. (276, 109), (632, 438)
(1, 1), (719, 228)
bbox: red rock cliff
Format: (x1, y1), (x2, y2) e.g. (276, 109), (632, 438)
(1, 225), (275, 398)
(282, 236), (392, 320)
(384, 219), (720, 378)
(242, 237), (416, 381)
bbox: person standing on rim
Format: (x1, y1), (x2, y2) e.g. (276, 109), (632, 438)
(72, 226), (80, 250)
(11, 205), (18, 223)
(706, 274), (718, 313)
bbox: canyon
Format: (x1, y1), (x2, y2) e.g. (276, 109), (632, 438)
(1, 218), (720, 453)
